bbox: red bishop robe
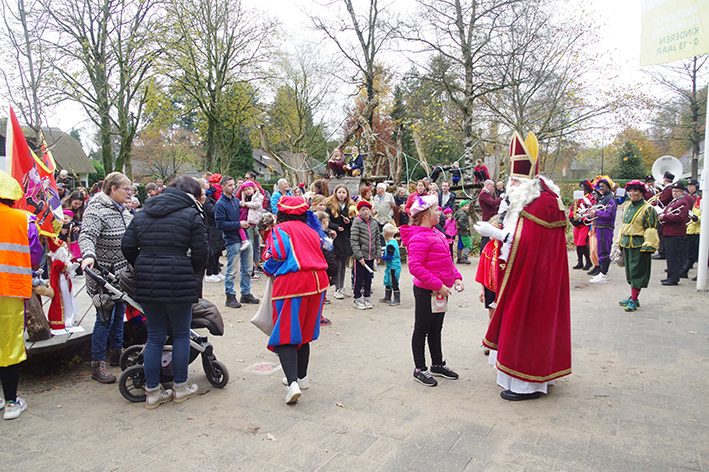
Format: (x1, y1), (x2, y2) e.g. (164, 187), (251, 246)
(483, 180), (571, 383)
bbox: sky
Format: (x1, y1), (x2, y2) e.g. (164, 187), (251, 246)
(9, 1), (662, 149)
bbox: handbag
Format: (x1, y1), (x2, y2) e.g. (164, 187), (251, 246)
(251, 276), (274, 335)
(611, 242), (624, 268)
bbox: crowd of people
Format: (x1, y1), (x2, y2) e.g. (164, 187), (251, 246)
(1, 135), (705, 416)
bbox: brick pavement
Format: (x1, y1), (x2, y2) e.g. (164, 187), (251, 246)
(1, 255), (708, 471)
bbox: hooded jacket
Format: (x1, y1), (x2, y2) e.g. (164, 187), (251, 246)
(121, 187), (208, 304)
(400, 224), (462, 291)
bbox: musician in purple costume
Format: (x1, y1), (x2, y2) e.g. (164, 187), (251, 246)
(588, 179), (617, 284)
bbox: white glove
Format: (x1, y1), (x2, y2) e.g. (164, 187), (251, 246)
(498, 199), (509, 215)
(474, 222), (510, 242)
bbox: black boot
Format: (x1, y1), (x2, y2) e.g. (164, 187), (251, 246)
(573, 247), (583, 269)
(582, 246), (592, 270)
(379, 288), (392, 303)
(390, 290), (401, 306)
(587, 266), (601, 276)
(225, 293), (241, 308)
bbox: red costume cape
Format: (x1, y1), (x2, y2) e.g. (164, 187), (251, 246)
(483, 181), (571, 382)
(47, 258), (71, 329)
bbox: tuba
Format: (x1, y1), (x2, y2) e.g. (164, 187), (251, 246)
(651, 155), (683, 190)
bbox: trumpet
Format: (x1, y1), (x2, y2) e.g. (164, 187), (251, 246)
(656, 206), (681, 217)
(577, 203), (611, 223)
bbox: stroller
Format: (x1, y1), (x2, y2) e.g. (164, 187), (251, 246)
(85, 267), (229, 403)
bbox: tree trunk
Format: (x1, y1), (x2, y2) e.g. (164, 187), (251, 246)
(412, 128), (431, 176)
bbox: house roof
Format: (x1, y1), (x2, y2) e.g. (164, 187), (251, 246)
(0, 120), (95, 174)
(252, 148), (283, 175)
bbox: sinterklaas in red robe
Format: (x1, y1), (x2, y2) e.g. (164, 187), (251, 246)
(483, 181), (571, 383)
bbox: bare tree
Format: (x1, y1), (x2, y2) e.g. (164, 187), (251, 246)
(162, 0), (278, 171)
(1, 0), (59, 146)
(312, 0), (397, 176)
(42, 0), (161, 178)
(647, 55), (708, 179)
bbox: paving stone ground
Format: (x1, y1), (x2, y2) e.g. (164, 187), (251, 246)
(2, 254), (708, 471)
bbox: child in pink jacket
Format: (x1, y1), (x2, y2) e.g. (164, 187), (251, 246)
(400, 195), (464, 387)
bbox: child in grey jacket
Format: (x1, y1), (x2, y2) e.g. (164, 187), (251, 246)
(350, 200), (381, 309)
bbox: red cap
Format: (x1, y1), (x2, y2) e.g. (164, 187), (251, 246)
(277, 196), (309, 215)
(357, 200), (372, 210)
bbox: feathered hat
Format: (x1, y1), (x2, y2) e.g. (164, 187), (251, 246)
(509, 132), (539, 180)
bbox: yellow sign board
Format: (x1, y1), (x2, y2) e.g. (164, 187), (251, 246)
(641, 0), (709, 66)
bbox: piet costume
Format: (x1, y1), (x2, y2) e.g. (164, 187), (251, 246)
(474, 132), (571, 400)
(262, 196), (329, 352)
(617, 180), (659, 312)
(46, 237), (79, 329)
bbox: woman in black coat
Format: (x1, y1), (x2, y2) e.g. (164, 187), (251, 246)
(325, 185), (354, 299)
(122, 176), (208, 409)
(203, 186), (226, 281)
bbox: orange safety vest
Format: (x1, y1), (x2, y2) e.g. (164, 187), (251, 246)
(0, 203), (32, 298)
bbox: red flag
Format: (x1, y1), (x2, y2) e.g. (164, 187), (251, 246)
(4, 106), (61, 236)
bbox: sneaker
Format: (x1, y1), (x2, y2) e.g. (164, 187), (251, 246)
(145, 385), (173, 410)
(91, 360), (116, 383)
(618, 297), (640, 308)
(216, 273), (225, 281)
(240, 293), (260, 304)
(413, 369), (438, 387)
(173, 380), (199, 404)
(205, 274), (221, 283)
(589, 273), (609, 284)
(281, 376), (309, 389)
(3, 398), (27, 420)
(0, 397), (3, 410)
(323, 298), (331, 305)
(285, 381), (302, 403)
(333, 289), (345, 300)
(430, 363), (459, 380)
(320, 316), (332, 326)
(364, 298), (373, 309)
(251, 274), (260, 280)
(240, 239), (251, 251)
(353, 298), (367, 310)
(624, 299), (639, 312)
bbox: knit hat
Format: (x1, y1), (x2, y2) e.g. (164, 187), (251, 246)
(624, 180), (646, 192)
(410, 194), (438, 216)
(459, 200), (471, 208)
(63, 209), (75, 217)
(357, 200), (372, 210)
(240, 181), (257, 191)
(0, 170), (23, 201)
(277, 196), (309, 215)
(443, 207), (453, 214)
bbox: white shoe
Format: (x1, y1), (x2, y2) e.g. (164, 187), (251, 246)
(285, 382), (301, 404)
(240, 239), (251, 251)
(205, 275), (221, 283)
(217, 273), (225, 281)
(0, 397), (3, 410)
(333, 288), (344, 299)
(3, 398), (27, 420)
(589, 273), (609, 284)
(364, 298), (373, 309)
(353, 298), (367, 310)
(281, 376), (309, 389)
(173, 380), (199, 404)
(145, 385), (173, 410)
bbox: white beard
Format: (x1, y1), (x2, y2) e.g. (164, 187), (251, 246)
(503, 176), (560, 234)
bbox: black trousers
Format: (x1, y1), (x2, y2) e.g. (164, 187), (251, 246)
(354, 259), (374, 298)
(665, 236), (685, 283)
(411, 285), (445, 370)
(683, 234), (700, 272)
(0, 364), (20, 402)
(206, 250), (221, 275)
(278, 343), (310, 384)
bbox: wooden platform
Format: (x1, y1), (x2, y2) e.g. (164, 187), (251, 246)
(24, 276), (96, 356)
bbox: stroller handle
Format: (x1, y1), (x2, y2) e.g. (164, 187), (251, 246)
(84, 267), (107, 287)
(84, 267), (144, 313)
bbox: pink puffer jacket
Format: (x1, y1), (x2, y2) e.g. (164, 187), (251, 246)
(400, 224), (462, 291)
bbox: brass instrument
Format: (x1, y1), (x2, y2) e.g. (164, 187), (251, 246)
(577, 202), (612, 224)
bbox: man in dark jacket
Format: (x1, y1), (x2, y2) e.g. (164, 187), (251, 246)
(478, 180), (503, 252)
(438, 181), (456, 212)
(215, 176), (260, 308)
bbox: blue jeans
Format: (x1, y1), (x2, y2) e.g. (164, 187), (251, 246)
(143, 303), (193, 388)
(225, 242), (253, 296)
(91, 301), (126, 362)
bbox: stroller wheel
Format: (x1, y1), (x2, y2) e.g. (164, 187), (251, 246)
(119, 345), (144, 371)
(204, 359), (229, 388)
(119, 365), (147, 403)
